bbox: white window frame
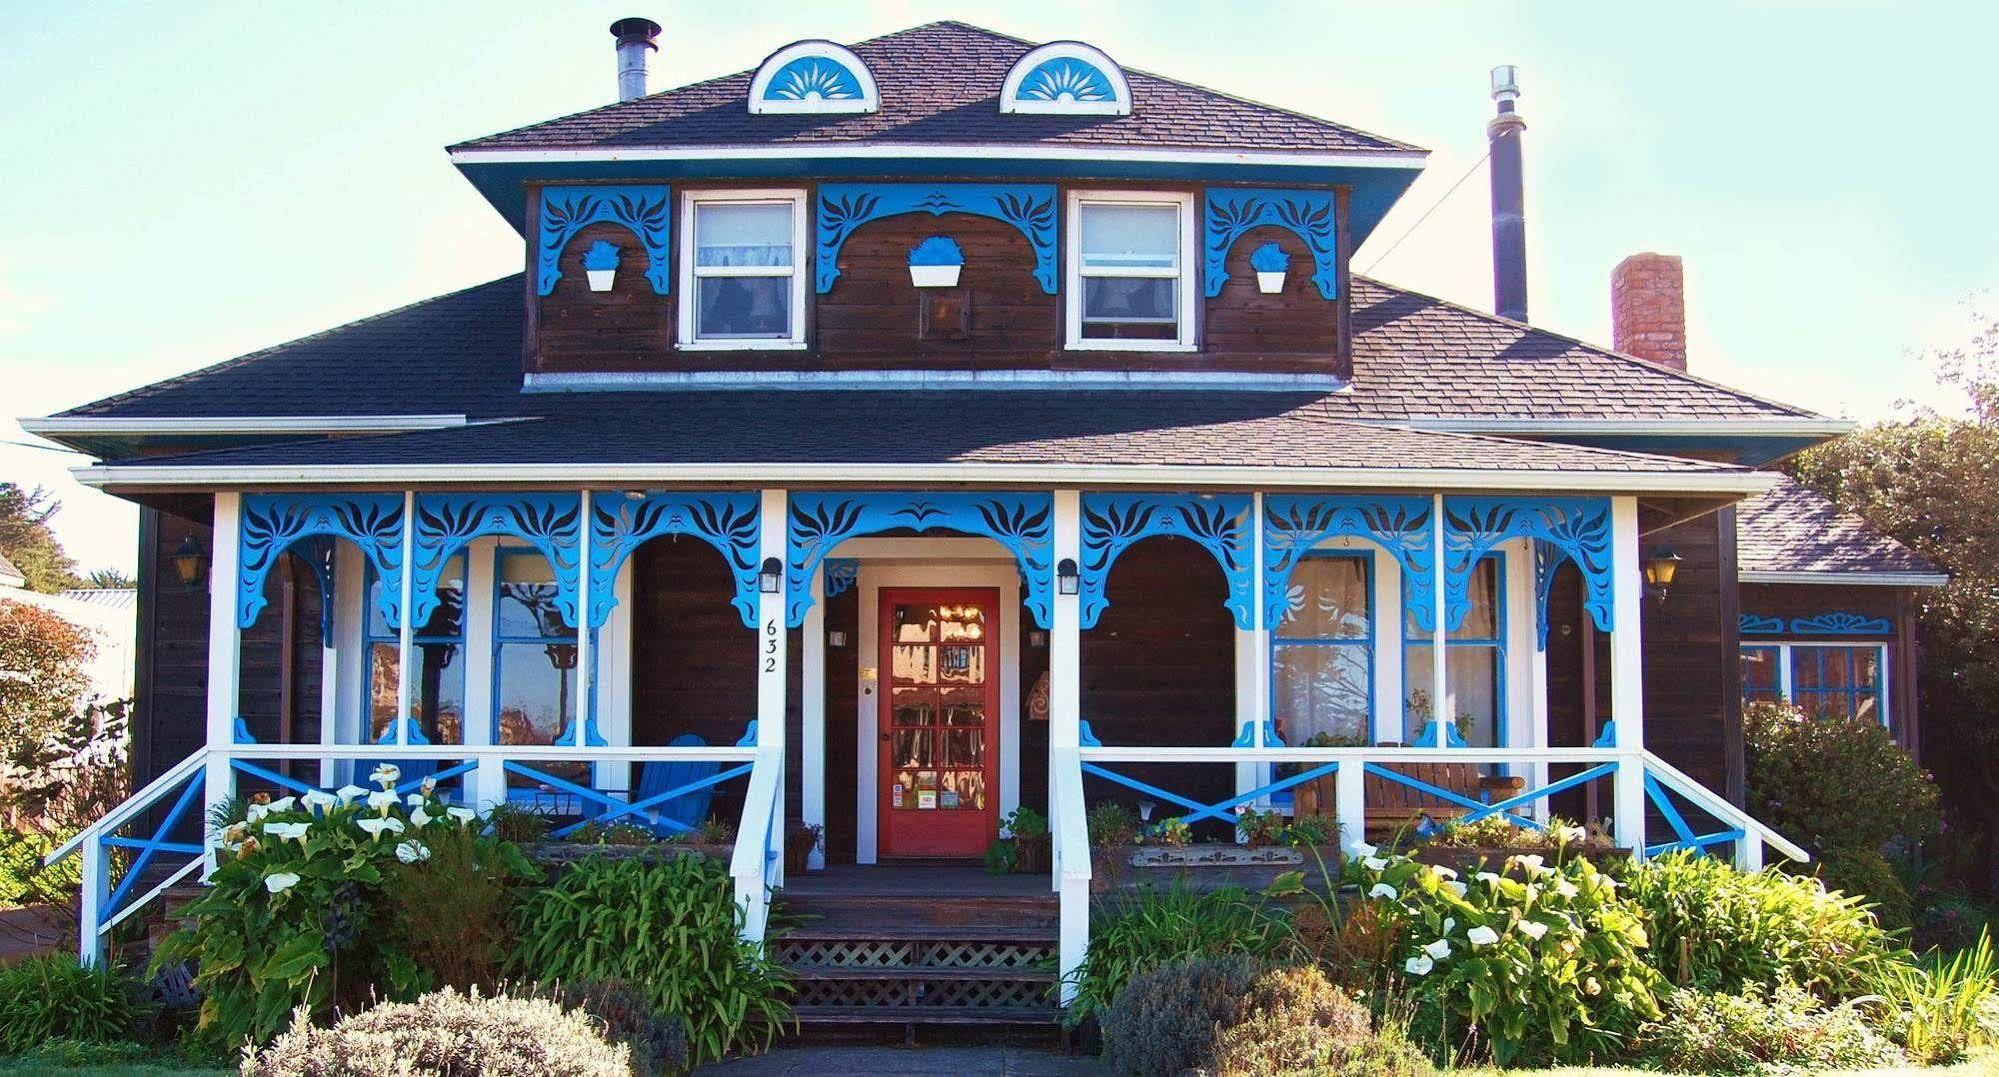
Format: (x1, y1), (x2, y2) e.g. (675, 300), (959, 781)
(676, 188), (809, 351)
(1740, 640), (1891, 728)
(1065, 189), (1198, 352)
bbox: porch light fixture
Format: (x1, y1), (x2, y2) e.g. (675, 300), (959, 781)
(172, 534), (209, 592)
(759, 557), (783, 594)
(1643, 546), (1682, 605)
(1056, 558), (1080, 596)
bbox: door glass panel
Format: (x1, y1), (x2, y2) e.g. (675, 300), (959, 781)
(884, 598), (992, 821)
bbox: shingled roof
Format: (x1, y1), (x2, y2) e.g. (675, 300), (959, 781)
(1736, 476), (1946, 582)
(49, 273), (1822, 430)
(451, 21), (1421, 157)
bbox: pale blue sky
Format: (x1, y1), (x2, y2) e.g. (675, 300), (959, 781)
(3, 2), (1996, 574)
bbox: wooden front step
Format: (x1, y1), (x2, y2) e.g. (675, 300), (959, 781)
(790, 1004), (1060, 1026)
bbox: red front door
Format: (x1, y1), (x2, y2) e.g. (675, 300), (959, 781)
(878, 588), (1000, 858)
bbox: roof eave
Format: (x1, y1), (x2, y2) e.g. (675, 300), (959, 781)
(1739, 569), (1950, 588)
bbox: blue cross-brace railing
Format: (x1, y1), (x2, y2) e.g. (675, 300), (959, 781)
(96, 768), (206, 930)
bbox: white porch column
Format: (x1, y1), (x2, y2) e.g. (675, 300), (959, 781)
(394, 491), (415, 748)
(1430, 493), (1448, 746)
(464, 539), (507, 811)
(801, 564), (826, 871)
(574, 490), (594, 750)
(757, 489), (790, 886)
(204, 493), (243, 846)
(1232, 493), (1266, 802)
(1609, 496), (1647, 852)
(1049, 489), (1086, 998)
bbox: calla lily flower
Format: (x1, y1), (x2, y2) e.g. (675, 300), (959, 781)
(410, 806), (434, 828)
(1556, 825), (1587, 845)
(335, 784), (368, 805)
(266, 796), (297, 814)
(265, 871), (301, 894)
(1352, 842), (1377, 859)
(1361, 856), (1388, 872)
(245, 802), (271, 824)
(263, 821), (311, 843)
(1442, 917), (1456, 936)
(446, 806), (476, 826)
(1430, 865), (1459, 880)
(1552, 878), (1580, 899)
(1423, 938), (1452, 960)
(356, 816), (406, 839)
(395, 840), (431, 864)
(301, 790), (339, 813)
(367, 790), (400, 815)
(1442, 881), (1468, 898)
(1517, 919), (1549, 940)
(1367, 883), (1398, 900)
(369, 763), (401, 790)
(1468, 925), (1500, 946)
(419, 776), (437, 797)
(1404, 954), (1433, 976)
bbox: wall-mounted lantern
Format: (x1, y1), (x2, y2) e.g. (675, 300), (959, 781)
(1056, 557), (1080, 596)
(907, 236), (965, 288)
(1643, 547), (1682, 605)
(172, 534), (209, 592)
(759, 557), (783, 594)
(1249, 242), (1290, 293)
(583, 241), (621, 292)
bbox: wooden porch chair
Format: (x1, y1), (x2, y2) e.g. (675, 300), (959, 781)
(632, 732), (719, 837)
(1363, 744), (1524, 837)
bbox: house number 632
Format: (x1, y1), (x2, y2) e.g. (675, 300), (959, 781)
(764, 619), (779, 672)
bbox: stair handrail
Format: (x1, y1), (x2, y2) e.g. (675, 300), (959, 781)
(730, 744), (785, 945)
(44, 746), (211, 868)
(1049, 744), (1092, 1006)
(1641, 749), (1810, 864)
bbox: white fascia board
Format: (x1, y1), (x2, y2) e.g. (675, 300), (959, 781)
(20, 415), (470, 437)
(1394, 417), (1855, 438)
(448, 143), (1428, 171)
(71, 460), (1777, 496)
(1740, 569), (1950, 588)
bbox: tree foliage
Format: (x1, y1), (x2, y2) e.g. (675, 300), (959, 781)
(0, 484), (80, 593)
(0, 598), (126, 832)
(1791, 299), (1999, 892)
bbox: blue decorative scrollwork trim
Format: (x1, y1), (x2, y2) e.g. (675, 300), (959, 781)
(823, 559), (860, 598)
(292, 535), (339, 649)
(1739, 613), (1785, 635)
(1263, 495), (1436, 632)
(817, 184), (1058, 294)
(1743, 611), (1894, 636)
(1079, 493), (1253, 629)
(1445, 497), (1614, 635)
(787, 492), (1055, 628)
(1204, 188), (1339, 300)
(589, 493), (762, 631)
(537, 185), (672, 295)
(239, 493), (405, 632)
(412, 494), (583, 630)
(1532, 538), (1561, 652)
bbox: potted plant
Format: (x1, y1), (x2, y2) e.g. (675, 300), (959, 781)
(1086, 801), (1141, 891)
(582, 240), (621, 291)
(786, 822), (823, 874)
(1004, 806), (1051, 874)
(1409, 815), (1626, 876)
(907, 236), (965, 288)
(1249, 242), (1289, 293)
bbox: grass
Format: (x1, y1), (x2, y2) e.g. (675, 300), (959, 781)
(1487, 1054), (1999, 1076)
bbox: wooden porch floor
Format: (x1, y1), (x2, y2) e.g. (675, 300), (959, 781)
(782, 862), (1051, 899)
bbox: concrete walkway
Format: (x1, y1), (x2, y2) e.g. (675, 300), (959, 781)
(702, 1045), (1105, 1075)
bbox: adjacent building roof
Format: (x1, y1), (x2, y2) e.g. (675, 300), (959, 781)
(1736, 476), (1947, 585)
(451, 21), (1421, 158)
(0, 549), (24, 589)
(57, 588), (138, 612)
(47, 273), (1823, 434)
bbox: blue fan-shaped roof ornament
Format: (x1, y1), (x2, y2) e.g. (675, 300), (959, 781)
(749, 40), (879, 115)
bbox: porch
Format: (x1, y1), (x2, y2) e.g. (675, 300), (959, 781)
(54, 486), (1807, 1013)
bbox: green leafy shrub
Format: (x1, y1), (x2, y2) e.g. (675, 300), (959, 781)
(530, 979), (690, 1076)
(0, 954), (144, 1052)
(565, 818), (659, 846)
(485, 802), (553, 844)
(1871, 929), (1999, 1065)
(1102, 955), (1424, 1076)
(152, 773), (516, 1047)
(381, 818), (539, 992)
(0, 825), (82, 905)
(510, 852), (790, 1065)
(1634, 981), (1905, 1074)
(1622, 850), (1894, 998)
(242, 987), (631, 1076)
(1087, 802), (1140, 848)
(1065, 884), (1294, 1026)
(1423, 815), (1610, 858)
(1821, 842), (1916, 932)
(1349, 848), (1665, 1067)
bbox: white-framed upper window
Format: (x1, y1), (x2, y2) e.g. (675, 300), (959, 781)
(1065, 190), (1197, 351)
(677, 189), (808, 350)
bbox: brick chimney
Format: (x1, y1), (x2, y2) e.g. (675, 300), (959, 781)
(1610, 253), (1687, 370)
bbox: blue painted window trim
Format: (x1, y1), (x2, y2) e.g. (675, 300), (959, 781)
(537, 185), (672, 295)
(1739, 613), (1786, 635)
(1078, 492), (1253, 630)
(239, 493), (404, 633)
(492, 547), (597, 748)
(1203, 188), (1339, 299)
(760, 56), (865, 103)
(588, 492), (761, 631)
(817, 184), (1059, 294)
(1263, 494), (1436, 633)
(411, 493), (583, 635)
(361, 552), (466, 745)
(1445, 496), (1612, 636)
(786, 491), (1055, 629)
(1741, 611), (1893, 635)
(1403, 554), (1507, 747)
(1269, 551), (1375, 744)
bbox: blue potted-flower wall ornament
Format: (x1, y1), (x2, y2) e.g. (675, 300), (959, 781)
(1250, 242), (1290, 293)
(583, 240), (621, 292)
(908, 236), (965, 288)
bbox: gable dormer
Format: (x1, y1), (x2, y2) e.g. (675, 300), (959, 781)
(450, 22), (1427, 387)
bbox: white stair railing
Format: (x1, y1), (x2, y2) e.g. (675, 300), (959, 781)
(1049, 745), (1092, 1004)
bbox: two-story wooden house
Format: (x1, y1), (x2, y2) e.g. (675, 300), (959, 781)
(30, 20), (1941, 1025)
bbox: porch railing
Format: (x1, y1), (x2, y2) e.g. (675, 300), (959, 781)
(1050, 737), (1809, 995)
(46, 737), (781, 965)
